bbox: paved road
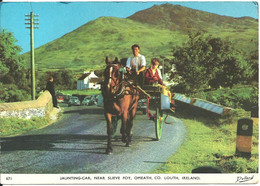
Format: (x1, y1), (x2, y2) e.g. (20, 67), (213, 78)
(0, 105), (186, 173)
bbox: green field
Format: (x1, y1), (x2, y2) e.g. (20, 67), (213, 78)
(154, 115), (258, 173)
(60, 89), (101, 96)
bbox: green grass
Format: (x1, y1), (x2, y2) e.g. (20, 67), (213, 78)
(61, 89), (101, 96)
(193, 85), (258, 110)
(153, 115), (258, 173)
(0, 117), (51, 137)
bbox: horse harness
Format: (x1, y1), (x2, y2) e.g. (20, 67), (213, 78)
(113, 80), (139, 99)
(103, 65), (139, 101)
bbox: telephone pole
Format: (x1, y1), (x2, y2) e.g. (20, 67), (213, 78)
(25, 12), (39, 100)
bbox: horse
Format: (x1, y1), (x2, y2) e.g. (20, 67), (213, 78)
(102, 56), (140, 154)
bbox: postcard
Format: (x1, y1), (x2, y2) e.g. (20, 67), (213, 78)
(0, 0), (258, 185)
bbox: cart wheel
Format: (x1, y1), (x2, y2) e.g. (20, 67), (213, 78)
(155, 107), (164, 140)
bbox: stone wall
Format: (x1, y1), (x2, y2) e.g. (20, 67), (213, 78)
(0, 91), (53, 119)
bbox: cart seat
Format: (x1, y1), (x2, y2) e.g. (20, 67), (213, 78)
(141, 85), (161, 97)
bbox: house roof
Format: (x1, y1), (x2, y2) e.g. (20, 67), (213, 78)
(89, 78), (103, 83)
(78, 73), (90, 80)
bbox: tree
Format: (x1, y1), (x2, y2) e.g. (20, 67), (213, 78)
(169, 32), (244, 94)
(0, 29), (31, 102)
(0, 83), (30, 102)
(38, 70), (76, 91)
(0, 29), (27, 89)
(246, 50), (258, 84)
(59, 69), (76, 90)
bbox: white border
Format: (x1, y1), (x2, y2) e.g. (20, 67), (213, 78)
(1, 173), (259, 184)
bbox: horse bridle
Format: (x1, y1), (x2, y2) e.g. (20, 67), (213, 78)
(106, 64), (120, 86)
(104, 64), (138, 99)
(104, 64), (122, 96)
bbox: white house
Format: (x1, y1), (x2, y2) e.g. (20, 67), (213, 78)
(77, 71), (102, 90)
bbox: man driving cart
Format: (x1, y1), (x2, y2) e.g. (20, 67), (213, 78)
(126, 44), (146, 86)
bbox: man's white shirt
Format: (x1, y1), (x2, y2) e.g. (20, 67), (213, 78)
(126, 54), (146, 71)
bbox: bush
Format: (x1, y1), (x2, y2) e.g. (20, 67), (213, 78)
(192, 85), (258, 110)
(0, 84), (30, 103)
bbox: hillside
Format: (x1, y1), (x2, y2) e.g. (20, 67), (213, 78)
(23, 4), (258, 72)
(30, 17), (188, 72)
(128, 3), (258, 32)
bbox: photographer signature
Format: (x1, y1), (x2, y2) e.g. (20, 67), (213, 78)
(236, 176), (254, 183)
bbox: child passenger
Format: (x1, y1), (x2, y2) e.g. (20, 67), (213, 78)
(144, 58), (164, 85)
(144, 58), (175, 111)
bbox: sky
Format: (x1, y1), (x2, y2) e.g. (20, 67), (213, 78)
(0, 1), (259, 54)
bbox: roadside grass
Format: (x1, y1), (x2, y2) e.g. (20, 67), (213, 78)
(61, 89), (101, 96)
(193, 84), (258, 110)
(153, 114), (259, 173)
(0, 117), (50, 137)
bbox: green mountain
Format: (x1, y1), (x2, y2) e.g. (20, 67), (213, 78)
(128, 3), (257, 32)
(23, 4), (258, 72)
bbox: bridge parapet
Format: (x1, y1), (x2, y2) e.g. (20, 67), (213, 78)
(0, 91), (53, 119)
(174, 93), (232, 116)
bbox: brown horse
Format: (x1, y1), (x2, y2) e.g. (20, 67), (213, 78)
(102, 57), (139, 154)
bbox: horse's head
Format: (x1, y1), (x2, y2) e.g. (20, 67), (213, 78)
(103, 57), (122, 96)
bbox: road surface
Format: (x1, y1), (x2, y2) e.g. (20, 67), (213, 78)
(0, 105), (186, 173)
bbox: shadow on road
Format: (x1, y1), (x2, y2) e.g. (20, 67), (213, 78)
(0, 134), (107, 153)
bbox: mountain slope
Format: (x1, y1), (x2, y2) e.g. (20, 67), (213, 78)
(128, 3), (258, 32)
(28, 16), (188, 71)
(23, 4), (258, 72)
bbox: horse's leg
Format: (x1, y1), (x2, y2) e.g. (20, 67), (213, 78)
(121, 111), (128, 143)
(126, 96), (139, 147)
(120, 96), (131, 143)
(126, 108), (136, 147)
(105, 113), (113, 154)
(111, 116), (118, 138)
